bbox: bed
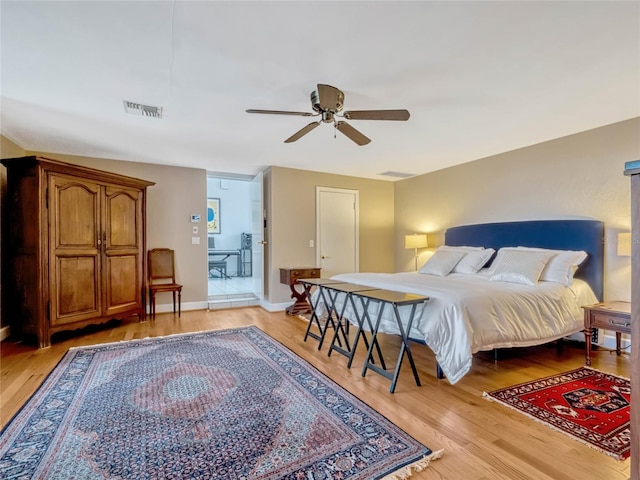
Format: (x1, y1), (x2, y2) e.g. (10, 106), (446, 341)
(318, 219), (604, 384)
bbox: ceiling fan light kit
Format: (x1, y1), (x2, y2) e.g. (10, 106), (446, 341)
(246, 84), (410, 145)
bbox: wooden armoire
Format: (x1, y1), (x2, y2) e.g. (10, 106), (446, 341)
(1, 156), (154, 348)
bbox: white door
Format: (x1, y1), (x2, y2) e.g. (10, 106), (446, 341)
(316, 187), (359, 278)
(251, 171), (264, 300)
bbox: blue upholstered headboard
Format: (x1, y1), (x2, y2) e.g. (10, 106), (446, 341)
(444, 220), (604, 301)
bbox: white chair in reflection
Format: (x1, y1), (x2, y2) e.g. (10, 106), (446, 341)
(208, 236), (228, 278)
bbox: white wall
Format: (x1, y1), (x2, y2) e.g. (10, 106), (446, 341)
(207, 176), (252, 275)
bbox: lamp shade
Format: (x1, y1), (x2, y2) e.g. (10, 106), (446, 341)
(405, 234), (428, 249)
(617, 232), (631, 256)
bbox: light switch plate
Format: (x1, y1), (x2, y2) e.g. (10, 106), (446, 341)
(192, 237), (200, 245)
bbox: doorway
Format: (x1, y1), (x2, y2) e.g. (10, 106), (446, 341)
(207, 174), (262, 307)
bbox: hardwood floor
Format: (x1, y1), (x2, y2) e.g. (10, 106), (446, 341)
(0, 307), (631, 479)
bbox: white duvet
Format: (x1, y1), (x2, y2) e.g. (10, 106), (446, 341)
(314, 272), (597, 384)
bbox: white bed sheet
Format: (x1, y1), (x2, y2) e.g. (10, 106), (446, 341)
(314, 272), (597, 384)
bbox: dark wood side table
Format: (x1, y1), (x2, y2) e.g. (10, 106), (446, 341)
(279, 267), (321, 315)
(583, 301), (631, 366)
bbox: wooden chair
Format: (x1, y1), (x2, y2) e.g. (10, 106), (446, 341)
(148, 248), (182, 319)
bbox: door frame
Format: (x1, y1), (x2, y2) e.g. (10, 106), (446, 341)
(250, 171), (264, 300)
(315, 186), (359, 274)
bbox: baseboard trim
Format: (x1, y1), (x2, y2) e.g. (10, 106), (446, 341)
(147, 301), (209, 315)
(146, 299), (287, 314)
(147, 298), (295, 315)
(258, 300), (288, 312)
(599, 331), (632, 352)
(566, 330), (631, 353)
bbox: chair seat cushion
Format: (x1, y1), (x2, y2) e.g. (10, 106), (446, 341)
(150, 283), (182, 293)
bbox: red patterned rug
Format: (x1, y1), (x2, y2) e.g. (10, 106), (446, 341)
(484, 367), (630, 460)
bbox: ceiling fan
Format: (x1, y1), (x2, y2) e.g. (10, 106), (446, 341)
(246, 84), (410, 146)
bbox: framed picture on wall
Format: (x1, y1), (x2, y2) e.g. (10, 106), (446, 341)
(207, 198), (220, 234)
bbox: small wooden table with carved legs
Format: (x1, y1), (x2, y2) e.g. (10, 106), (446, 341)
(279, 267), (321, 315)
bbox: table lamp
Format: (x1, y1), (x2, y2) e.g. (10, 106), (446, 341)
(405, 234), (428, 271)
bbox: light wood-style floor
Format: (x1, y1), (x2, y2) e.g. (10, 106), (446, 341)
(0, 307), (631, 479)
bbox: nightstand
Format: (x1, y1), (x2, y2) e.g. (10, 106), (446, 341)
(583, 301), (631, 366)
(279, 267), (321, 315)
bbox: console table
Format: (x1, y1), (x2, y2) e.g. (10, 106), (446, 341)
(279, 267), (321, 315)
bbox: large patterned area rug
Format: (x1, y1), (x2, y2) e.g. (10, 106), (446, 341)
(0, 326), (441, 479)
(484, 367), (630, 460)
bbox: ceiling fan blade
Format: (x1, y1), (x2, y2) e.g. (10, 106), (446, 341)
(284, 121), (321, 143)
(317, 84), (343, 110)
(343, 109), (410, 121)
(335, 121), (371, 146)
(246, 109), (314, 117)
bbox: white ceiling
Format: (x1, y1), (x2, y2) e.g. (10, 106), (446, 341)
(1, 1), (639, 180)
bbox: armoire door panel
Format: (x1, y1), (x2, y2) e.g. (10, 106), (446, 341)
(103, 185), (142, 317)
(104, 254), (140, 313)
(49, 175), (103, 327)
(52, 178), (101, 248)
(105, 187), (140, 248)
(53, 256), (100, 325)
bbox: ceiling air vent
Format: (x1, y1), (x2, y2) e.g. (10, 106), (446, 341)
(123, 100), (163, 118)
(378, 171), (415, 179)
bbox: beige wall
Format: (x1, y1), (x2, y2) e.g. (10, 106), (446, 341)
(19, 151), (209, 309)
(1, 135), (26, 158)
(267, 166), (395, 305)
(395, 117), (640, 301)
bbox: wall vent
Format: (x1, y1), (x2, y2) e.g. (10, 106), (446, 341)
(123, 100), (163, 118)
(378, 171), (415, 179)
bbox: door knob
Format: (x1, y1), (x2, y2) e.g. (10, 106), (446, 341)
(321, 255), (330, 259)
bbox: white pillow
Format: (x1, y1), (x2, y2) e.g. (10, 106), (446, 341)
(419, 250), (466, 276)
(489, 249), (554, 286)
(515, 246), (587, 286)
(438, 245), (495, 275)
(440, 245), (485, 251)
(452, 248), (495, 274)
